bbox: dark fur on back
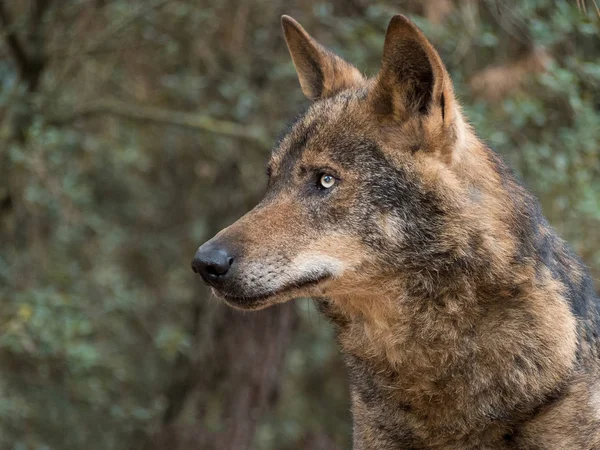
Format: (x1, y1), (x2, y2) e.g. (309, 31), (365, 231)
(193, 15), (600, 449)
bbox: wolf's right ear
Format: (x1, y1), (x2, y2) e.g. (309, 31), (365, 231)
(281, 15), (364, 101)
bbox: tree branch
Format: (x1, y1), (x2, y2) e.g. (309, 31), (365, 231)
(0, 0), (49, 91)
(0, 1), (30, 81)
(51, 99), (270, 145)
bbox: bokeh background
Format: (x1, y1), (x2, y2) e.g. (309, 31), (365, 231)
(0, 1), (598, 449)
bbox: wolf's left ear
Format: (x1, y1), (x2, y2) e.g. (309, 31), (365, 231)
(372, 15), (455, 125)
(282, 15), (364, 101)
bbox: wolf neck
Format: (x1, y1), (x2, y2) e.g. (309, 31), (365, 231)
(321, 252), (577, 446)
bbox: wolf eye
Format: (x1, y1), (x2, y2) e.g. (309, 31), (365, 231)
(319, 174), (336, 189)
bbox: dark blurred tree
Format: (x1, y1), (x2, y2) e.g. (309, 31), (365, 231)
(0, 1), (597, 449)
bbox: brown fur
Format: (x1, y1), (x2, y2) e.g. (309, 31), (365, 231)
(193, 15), (600, 449)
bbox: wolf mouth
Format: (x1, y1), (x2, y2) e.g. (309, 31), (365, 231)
(217, 274), (331, 306)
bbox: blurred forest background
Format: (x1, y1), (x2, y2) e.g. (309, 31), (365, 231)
(0, 0), (598, 449)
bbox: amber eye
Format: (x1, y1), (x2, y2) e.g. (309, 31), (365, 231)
(319, 174), (336, 189)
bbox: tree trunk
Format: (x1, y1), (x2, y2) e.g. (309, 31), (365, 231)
(141, 302), (298, 450)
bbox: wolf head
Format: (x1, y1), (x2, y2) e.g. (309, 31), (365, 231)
(192, 15), (481, 310)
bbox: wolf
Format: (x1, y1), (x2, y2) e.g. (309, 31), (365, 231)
(192, 15), (600, 449)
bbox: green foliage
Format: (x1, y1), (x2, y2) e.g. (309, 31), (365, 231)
(0, 0), (598, 449)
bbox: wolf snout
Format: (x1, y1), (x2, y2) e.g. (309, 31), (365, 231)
(191, 242), (234, 286)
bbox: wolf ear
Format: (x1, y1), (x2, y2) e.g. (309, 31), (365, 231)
(372, 15), (454, 124)
(281, 15), (364, 101)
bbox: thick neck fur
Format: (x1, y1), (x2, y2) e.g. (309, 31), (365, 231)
(318, 120), (589, 448)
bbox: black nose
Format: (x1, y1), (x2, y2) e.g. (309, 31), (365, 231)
(191, 243), (234, 284)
